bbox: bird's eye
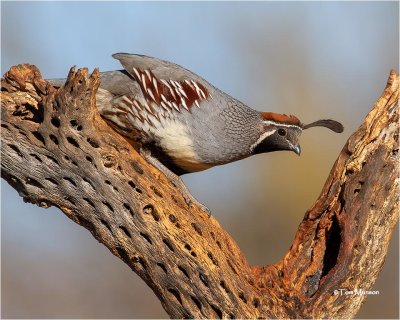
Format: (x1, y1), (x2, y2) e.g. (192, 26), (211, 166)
(278, 128), (286, 136)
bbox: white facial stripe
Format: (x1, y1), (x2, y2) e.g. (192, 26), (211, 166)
(250, 129), (276, 152)
(262, 120), (302, 130)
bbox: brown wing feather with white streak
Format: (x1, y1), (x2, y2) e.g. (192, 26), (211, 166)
(98, 54), (212, 141)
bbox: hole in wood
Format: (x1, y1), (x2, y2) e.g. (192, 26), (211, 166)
(45, 177), (59, 186)
(253, 297), (260, 308)
(1, 123), (9, 129)
(190, 296), (202, 310)
(100, 219), (112, 232)
(143, 204), (154, 215)
(191, 223), (203, 236)
(87, 137), (100, 148)
(134, 257), (147, 270)
(18, 131), (28, 138)
(238, 292), (247, 304)
(210, 304), (223, 319)
(191, 251), (197, 257)
(63, 176), (77, 187)
(8, 175), (23, 190)
(25, 177), (43, 188)
(102, 154), (115, 168)
(219, 280), (230, 294)
(157, 263), (167, 274)
(150, 208), (160, 221)
(116, 247), (130, 264)
(361, 161), (367, 168)
(354, 181), (364, 195)
(83, 197), (96, 208)
(45, 155), (59, 165)
(163, 238), (174, 252)
(103, 201), (114, 212)
(32, 131), (46, 145)
(30, 153), (42, 162)
(140, 232), (152, 244)
(184, 243), (191, 251)
(178, 265), (190, 279)
(321, 214), (341, 278)
(49, 134), (59, 145)
(123, 203), (134, 217)
(67, 136), (80, 148)
(167, 288), (182, 305)
(150, 185), (163, 198)
(70, 119), (78, 127)
(51, 116), (60, 128)
(169, 214), (177, 223)
(131, 161), (144, 175)
(119, 226), (131, 238)
(39, 200), (50, 208)
(207, 252), (219, 266)
(86, 156), (93, 163)
(82, 177), (95, 190)
(128, 180), (136, 189)
(8, 144), (23, 158)
(63, 195), (76, 206)
(199, 273), (209, 287)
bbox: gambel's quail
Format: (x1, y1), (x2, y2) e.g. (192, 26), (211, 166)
(49, 53), (344, 212)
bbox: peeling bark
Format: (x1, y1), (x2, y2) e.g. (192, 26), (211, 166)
(1, 65), (398, 318)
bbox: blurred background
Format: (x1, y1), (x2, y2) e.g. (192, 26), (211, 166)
(1, 1), (398, 319)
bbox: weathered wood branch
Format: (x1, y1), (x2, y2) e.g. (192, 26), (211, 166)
(1, 65), (398, 319)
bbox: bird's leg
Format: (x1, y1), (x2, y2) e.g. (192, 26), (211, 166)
(139, 148), (211, 216)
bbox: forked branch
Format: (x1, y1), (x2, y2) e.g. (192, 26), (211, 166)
(1, 65), (398, 318)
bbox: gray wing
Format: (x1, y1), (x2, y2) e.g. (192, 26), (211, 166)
(112, 53), (211, 86)
(111, 53), (214, 112)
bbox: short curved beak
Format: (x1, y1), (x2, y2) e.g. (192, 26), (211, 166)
(292, 144), (301, 156)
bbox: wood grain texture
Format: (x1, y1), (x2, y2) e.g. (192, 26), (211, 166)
(1, 65), (398, 318)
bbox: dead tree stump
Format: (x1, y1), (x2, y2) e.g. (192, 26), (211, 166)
(1, 65), (398, 318)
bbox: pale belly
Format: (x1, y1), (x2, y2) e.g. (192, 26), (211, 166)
(152, 120), (214, 173)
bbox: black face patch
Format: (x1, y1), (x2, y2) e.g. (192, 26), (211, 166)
(252, 127), (301, 155)
(253, 133), (287, 154)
